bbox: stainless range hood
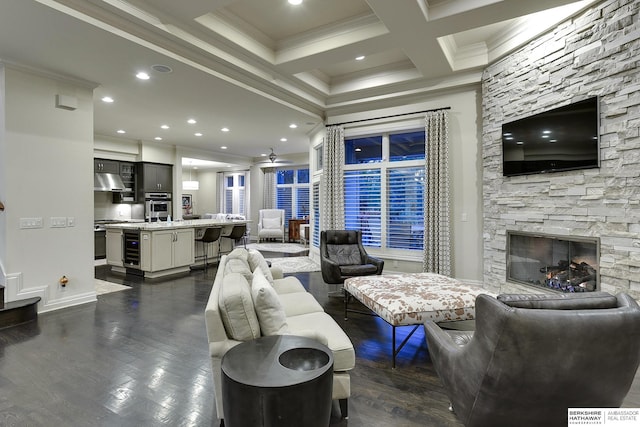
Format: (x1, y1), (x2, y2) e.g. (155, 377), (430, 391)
(94, 172), (126, 192)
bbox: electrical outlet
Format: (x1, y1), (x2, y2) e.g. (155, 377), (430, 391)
(50, 217), (67, 228)
(20, 217), (43, 229)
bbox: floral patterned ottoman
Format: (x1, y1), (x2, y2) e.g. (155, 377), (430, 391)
(343, 272), (491, 367)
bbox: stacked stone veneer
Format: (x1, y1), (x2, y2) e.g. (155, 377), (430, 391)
(482, 0), (640, 299)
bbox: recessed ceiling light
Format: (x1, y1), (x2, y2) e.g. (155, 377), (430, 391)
(136, 72), (150, 80)
(280, 138), (287, 142)
(154, 137), (162, 141)
(117, 129), (126, 134)
(550, 139), (558, 143)
(289, 123), (297, 129)
(355, 55), (365, 61)
(101, 96), (114, 103)
(194, 133), (203, 137)
(221, 146), (228, 150)
(516, 141), (524, 145)
(221, 127), (230, 132)
(187, 119), (197, 124)
(355, 147), (362, 152)
(161, 125), (169, 129)
(288, 0), (303, 5)
(151, 64), (173, 73)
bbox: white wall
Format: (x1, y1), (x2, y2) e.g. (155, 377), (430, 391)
(318, 87), (484, 283)
(0, 64), (96, 311)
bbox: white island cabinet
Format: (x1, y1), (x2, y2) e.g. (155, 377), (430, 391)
(106, 229), (123, 267)
(140, 228), (194, 277)
(104, 219), (249, 279)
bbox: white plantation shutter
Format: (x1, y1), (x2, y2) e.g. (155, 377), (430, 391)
(344, 169), (381, 247)
(387, 167), (424, 250)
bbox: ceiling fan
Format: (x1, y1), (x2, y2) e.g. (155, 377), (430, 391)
(256, 148), (294, 166)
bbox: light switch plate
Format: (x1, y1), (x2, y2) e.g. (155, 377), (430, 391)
(67, 217), (75, 227)
(20, 217), (43, 229)
(50, 217), (67, 228)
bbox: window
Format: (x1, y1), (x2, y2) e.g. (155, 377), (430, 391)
(389, 130), (426, 162)
(345, 136), (382, 164)
(387, 167), (424, 249)
(344, 130), (425, 252)
(223, 172), (248, 216)
(315, 144), (323, 171)
(344, 169), (381, 247)
(276, 168), (310, 227)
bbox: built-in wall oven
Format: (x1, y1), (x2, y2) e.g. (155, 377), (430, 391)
(145, 192), (171, 222)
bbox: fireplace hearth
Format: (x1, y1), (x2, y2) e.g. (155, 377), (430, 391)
(507, 232), (599, 293)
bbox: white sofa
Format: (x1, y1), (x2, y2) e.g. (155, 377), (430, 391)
(204, 248), (355, 424)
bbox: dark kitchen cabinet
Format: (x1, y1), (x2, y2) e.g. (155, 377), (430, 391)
(112, 161), (137, 203)
(94, 158), (120, 174)
(138, 162), (173, 193)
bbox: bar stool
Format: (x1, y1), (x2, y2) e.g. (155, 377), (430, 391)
(222, 224), (247, 254)
(195, 227), (222, 270)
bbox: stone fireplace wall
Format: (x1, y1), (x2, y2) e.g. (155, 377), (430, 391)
(482, 0), (640, 299)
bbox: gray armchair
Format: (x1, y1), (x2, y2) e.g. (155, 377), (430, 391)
(320, 230), (384, 284)
(424, 292), (640, 427)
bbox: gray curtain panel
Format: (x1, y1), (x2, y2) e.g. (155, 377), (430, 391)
(262, 167), (276, 209)
(423, 110), (451, 275)
(322, 126), (345, 230)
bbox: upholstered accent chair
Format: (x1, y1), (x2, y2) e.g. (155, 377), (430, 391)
(320, 230), (384, 285)
(257, 209), (285, 243)
(424, 292), (640, 427)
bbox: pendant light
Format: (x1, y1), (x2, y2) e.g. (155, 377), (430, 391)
(182, 166), (200, 190)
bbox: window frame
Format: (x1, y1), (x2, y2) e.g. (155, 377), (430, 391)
(343, 127), (425, 259)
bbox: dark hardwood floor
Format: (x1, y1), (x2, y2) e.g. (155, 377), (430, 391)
(0, 257), (638, 426)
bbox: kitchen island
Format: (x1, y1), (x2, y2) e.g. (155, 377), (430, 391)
(104, 219), (249, 278)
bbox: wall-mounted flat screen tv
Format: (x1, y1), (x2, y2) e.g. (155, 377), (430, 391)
(502, 97), (600, 177)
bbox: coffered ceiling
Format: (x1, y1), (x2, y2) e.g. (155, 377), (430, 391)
(0, 0), (598, 162)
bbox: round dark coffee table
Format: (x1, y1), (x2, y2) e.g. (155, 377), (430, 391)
(221, 335), (333, 427)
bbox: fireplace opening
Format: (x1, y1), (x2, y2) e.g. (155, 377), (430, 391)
(506, 232), (599, 293)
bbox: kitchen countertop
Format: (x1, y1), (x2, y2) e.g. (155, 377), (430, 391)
(104, 218), (250, 231)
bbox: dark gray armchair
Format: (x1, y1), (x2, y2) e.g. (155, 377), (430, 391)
(424, 292), (640, 427)
(320, 230), (384, 284)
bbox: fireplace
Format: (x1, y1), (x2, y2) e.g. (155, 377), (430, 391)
(506, 232), (599, 293)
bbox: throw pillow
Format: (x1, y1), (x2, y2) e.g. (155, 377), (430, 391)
(247, 249), (274, 284)
(263, 217), (281, 229)
(251, 267), (289, 335)
(227, 247), (249, 262)
(224, 257), (253, 282)
(218, 273), (261, 341)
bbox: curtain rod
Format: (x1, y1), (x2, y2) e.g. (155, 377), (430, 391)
(328, 106), (451, 127)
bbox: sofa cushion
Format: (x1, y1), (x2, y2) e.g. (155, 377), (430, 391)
(227, 247), (249, 262)
(251, 268), (289, 335)
(278, 292), (324, 317)
(247, 249), (274, 284)
(225, 257), (253, 282)
(218, 272), (260, 341)
(263, 217), (281, 229)
(272, 276), (306, 294)
(287, 311), (355, 372)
